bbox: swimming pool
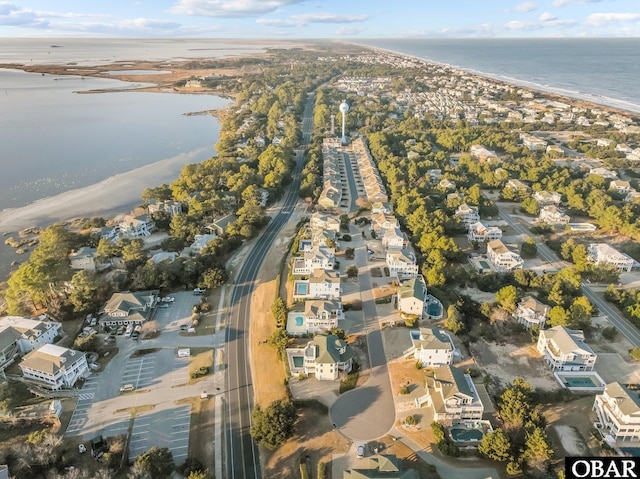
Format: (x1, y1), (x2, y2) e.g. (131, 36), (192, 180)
(450, 427), (484, 442)
(564, 376), (597, 388)
(295, 316), (304, 327)
(295, 282), (309, 295)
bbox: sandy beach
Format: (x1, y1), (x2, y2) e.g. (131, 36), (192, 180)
(0, 146), (209, 232)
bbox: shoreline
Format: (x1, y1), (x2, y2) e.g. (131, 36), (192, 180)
(0, 146), (210, 232)
(349, 41), (640, 117)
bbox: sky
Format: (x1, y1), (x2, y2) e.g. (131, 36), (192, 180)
(0, 0), (639, 38)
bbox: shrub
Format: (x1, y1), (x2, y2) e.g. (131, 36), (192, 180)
(317, 461), (327, 479)
(404, 414), (418, 426)
(399, 384), (410, 395)
(631, 347), (640, 360)
(404, 316), (418, 328)
(602, 326), (617, 340)
(506, 461), (523, 475)
(342, 234), (352, 242)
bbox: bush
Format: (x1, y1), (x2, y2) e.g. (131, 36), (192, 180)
(345, 247), (355, 260)
(317, 461), (327, 479)
(250, 400), (296, 448)
(342, 234), (352, 242)
(404, 316), (418, 328)
(631, 347), (640, 360)
(506, 461), (523, 475)
(404, 414), (418, 426)
(602, 326), (617, 340)
(399, 384), (410, 395)
(339, 372), (359, 394)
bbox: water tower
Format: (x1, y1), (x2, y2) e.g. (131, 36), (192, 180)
(339, 100), (349, 145)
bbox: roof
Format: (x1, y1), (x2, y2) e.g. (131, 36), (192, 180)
(604, 382), (640, 417)
(20, 344), (85, 375)
(542, 326), (595, 356)
(518, 296), (549, 315)
(398, 278), (426, 303)
(430, 364), (474, 400)
(412, 328), (453, 352)
(0, 316), (60, 346)
(309, 269), (340, 284)
(305, 300), (341, 318)
(313, 334), (353, 365)
(487, 239), (509, 255)
(343, 455), (419, 479)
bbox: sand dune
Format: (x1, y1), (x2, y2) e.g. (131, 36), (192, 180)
(0, 147), (210, 232)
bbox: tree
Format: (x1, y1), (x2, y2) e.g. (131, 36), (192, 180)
(495, 285), (518, 312)
(520, 198), (540, 216)
(522, 427), (553, 473)
(271, 297), (288, 328)
(199, 265), (228, 289)
(499, 378), (532, 430)
(133, 446), (175, 479)
(250, 400), (296, 448)
(520, 238), (538, 259)
(346, 265), (358, 279)
(444, 305), (464, 334)
(548, 305), (570, 327)
(188, 471), (214, 479)
(478, 428), (512, 462)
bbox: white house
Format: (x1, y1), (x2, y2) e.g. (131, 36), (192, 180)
(0, 316), (62, 371)
(456, 203), (480, 228)
(119, 214), (155, 239)
(309, 270), (340, 298)
(589, 167), (618, 179)
(506, 179), (531, 193)
(371, 202), (392, 214)
(386, 249), (419, 279)
(371, 212), (399, 234)
(587, 243), (634, 272)
(593, 382), (640, 442)
(515, 296), (549, 330)
(469, 144), (497, 162)
(287, 334), (354, 381)
(537, 326), (597, 371)
(292, 246), (335, 275)
(520, 133), (548, 151)
(68, 247), (98, 271)
(410, 328), (454, 368)
(533, 190), (562, 206)
(538, 205), (570, 225)
(303, 300), (344, 333)
(609, 180), (632, 195)
(467, 222), (502, 242)
(421, 365), (484, 422)
(438, 178), (456, 190)
(397, 276), (427, 317)
(148, 200), (182, 217)
(98, 290), (159, 330)
(190, 234), (218, 254)
(20, 344), (88, 390)
(486, 240), (524, 272)
(382, 228), (406, 250)
(309, 213), (341, 233)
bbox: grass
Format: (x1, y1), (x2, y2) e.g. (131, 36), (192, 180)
(113, 404), (155, 416)
(188, 348), (214, 385)
(339, 371), (359, 394)
(130, 348), (160, 358)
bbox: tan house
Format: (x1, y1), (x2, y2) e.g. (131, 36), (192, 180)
(593, 382), (640, 442)
(420, 365), (484, 422)
(515, 296), (549, 329)
(537, 326), (596, 371)
(20, 344), (88, 390)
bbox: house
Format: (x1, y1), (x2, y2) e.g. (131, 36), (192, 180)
(206, 214), (237, 236)
(486, 239), (524, 272)
(593, 382), (640, 442)
(505, 179), (531, 193)
(533, 190), (561, 206)
(19, 344), (88, 390)
(287, 334), (353, 381)
(426, 169), (442, 182)
(68, 247), (97, 271)
(343, 455), (419, 479)
(310, 213), (341, 233)
(609, 179), (632, 195)
(467, 221), (502, 242)
(147, 200), (182, 217)
(409, 328), (454, 368)
(311, 227), (337, 248)
(421, 365), (484, 422)
(515, 296), (549, 330)
(303, 300), (344, 333)
(537, 326), (597, 371)
(150, 252), (178, 264)
(190, 234), (218, 254)
(119, 214), (155, 239)
(386, 249), (419, 279)
(382, 228), (406, 250)
(292, 246), (335, 275)
(587, 243), (634, 272)
(396, 276), (427, 317)
(97, 226), (119, 242)
(455, 203), (480, 228)
(520, 133), (548, 151)
(0, 316), (62, 371)
(538, 205), (570, 225)
(469, 144), (497, 162)
(308, 270), (341, 299)
(318, 185), (341, 209)
(371, 201), (392, 214)
(371, 213), (399, 234)
(98, 290), (159, 330)
(588, 167), (618, 179)
(438, 178), (456, 190)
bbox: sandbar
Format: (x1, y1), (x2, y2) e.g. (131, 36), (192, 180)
(0, 147), (209, 232)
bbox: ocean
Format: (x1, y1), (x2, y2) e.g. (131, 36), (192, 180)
(354, 38), (640, 115)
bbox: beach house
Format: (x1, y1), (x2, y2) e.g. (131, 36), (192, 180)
(310, 213), (341, 233)
(119, 214), (155, 239)
(409, 328), (454, 368)
(533, 190), (562, 206)
(537, 326), (597, 371)
(291, 246), (335, 275)
(190, 234), (218, 254)
(593, 382), (640, 442)
(386, 249), (419, 279)
(147, 200), (182, 217)
(538, 205), (570, 225)
(486, 240), (524, 272)
(515, 296), (549, 330)
(455, 203), (480, 228)
(587, 243), (634, 272)
(343, 455), (419, 479)
(19, 344), (88, 390)
(303, 300), (344, 333)
(382, 228), (406, 250)
(287, 334), (354, 381)
(68, 247), (98, 271)
(0, 316), (62, 372)
(419, 365), (484, 422)
(467, 221), (502, 243)
(396, 276), (427, 317)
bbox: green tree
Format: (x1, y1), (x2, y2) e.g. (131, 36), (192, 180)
(68, 270), (99, 314)
(547, 281), (565, 306)
(134, 446), (175, 479)
(121, 239), (146, 264)
(271, 297), (288, 328)
(188, 471), (214, 479)
(520, 198), (540, 216)
(520, 238), (538, 259)
(250, 400), (296, 448)
(522, 427), (553, 473)
(478, 428), (512, 462)
(199, 265), (228, 289)
(444, 305), (464, 334)
(570, 296), (593, 327)
(346, 265), (359, 279)
(495, 285), (518, 312)
(499, 378), (532, 430)
(548, 306), (570, 327)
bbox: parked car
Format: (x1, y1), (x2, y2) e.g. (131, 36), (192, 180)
(116, 326), (125, 335)
(180, 324), (190, 331)
(105, 335), (116, 342)
(193, 288), (206, 295)
(161, 297), (175, 303)
(131, 331), (140, 339)
(159, 303), (169, 308)
(357, 444), (366, 458)
(119, 384), (135, 393)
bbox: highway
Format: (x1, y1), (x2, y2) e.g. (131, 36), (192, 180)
(497, 205), (640, 347)
(224, 93), (315, 479)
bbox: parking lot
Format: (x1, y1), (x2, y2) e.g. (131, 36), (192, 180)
(64, 290), (219, 465)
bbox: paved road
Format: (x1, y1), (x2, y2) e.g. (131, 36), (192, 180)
(224, 93), (315, 479)
(498, 204), (640, 347)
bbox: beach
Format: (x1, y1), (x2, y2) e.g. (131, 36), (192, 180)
(0, 146), (209, 232)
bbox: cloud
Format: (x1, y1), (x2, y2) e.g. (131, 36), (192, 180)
(586, 12), (640, 26)
(290, 13), (368, 24)
(256, 18), (297, 27)
(539, 12), (557, 22)
(335, 26), (364, 36)
(0, 2), (48, 27)
(552, 0), (603, 7)
(510, 2), (537, 13)
(169, 0), (310, 18)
